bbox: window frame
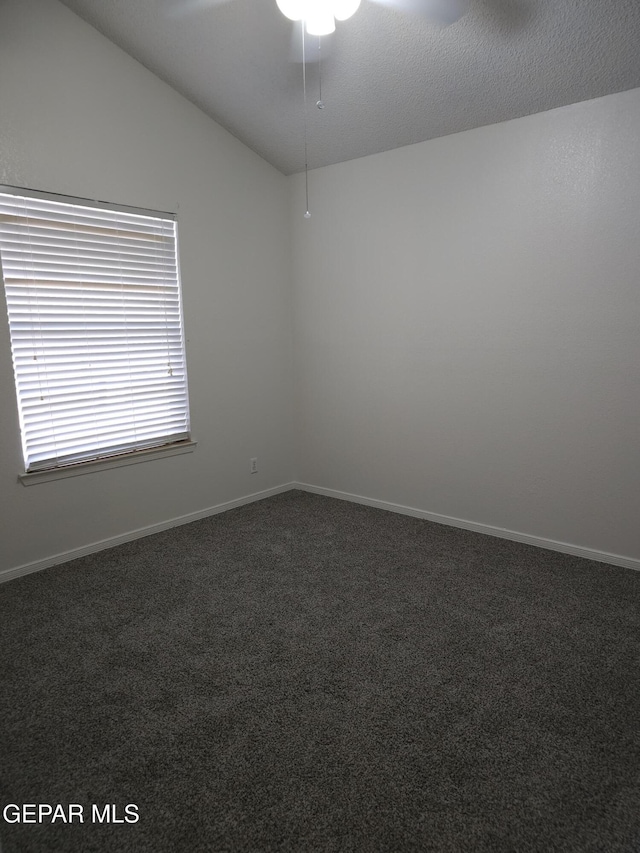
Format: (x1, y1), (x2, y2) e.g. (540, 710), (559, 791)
(0, 185), (195, 483)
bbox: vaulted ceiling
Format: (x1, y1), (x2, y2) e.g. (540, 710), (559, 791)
(59, 0), (640, 175)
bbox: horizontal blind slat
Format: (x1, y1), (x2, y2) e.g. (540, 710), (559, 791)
(0, 189), (190, 471)
(27, 434), (189, 471)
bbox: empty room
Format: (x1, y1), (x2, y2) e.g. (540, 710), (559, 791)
(0, 0), (639, 850)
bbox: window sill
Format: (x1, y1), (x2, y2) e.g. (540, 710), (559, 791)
(19, 441), (197, 486)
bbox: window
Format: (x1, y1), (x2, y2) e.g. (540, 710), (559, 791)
(0, 187), (191, 475)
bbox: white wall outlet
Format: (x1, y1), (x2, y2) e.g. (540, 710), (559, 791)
(250, 457), (258, 474)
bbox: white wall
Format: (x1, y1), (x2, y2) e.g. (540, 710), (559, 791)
(1, 0), (638, 575)
(0, 0), (293, 574)
(292, 89), (640, 563)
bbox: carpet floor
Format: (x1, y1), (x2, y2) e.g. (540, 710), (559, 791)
(0, 489), (639, 852)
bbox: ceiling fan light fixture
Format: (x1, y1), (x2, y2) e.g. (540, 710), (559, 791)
(332, 0), (361, 21)
(305, 7), (337, 34)
(276, 0), (359, 29)
(275, 0), (304, 22)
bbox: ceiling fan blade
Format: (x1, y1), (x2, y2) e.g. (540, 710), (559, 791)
(369, 0), (469, 26)
(162, 0), (232, 19)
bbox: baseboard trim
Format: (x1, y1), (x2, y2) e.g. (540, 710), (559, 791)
(1, 482), (296, 584)
(4, 481), (638, 583)
(294, 483), (640, 572)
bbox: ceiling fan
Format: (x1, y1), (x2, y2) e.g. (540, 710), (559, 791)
(166, 0), (469, 34)
(276, 0), (468, 34)
(166, 0), (469, 216)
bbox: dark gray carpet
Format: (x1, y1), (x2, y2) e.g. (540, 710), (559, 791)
(1, 490), (639, 852)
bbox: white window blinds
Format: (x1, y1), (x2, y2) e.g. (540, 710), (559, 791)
(0, 187), (190, 473)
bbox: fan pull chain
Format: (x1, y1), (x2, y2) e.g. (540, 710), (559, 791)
(317, 37), (325, 109)
(302, 22), (311, 219)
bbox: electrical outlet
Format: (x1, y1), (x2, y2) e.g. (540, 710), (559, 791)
(250, 457), (258, 474)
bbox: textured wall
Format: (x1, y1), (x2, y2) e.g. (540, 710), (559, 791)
(291, 89), (640, 562)
(0, 0), (293, 573)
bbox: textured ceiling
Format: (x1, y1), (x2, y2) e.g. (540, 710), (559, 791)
(58, 0), (640, 175)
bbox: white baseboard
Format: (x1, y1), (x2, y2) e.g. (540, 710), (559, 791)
(0, 482), (296, 584)
(294, 483), (640, 572)
(4, 480), (638, 584)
